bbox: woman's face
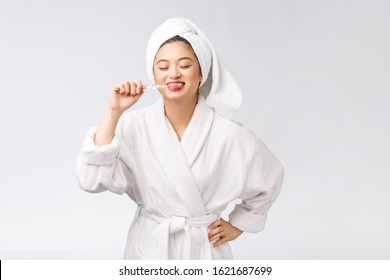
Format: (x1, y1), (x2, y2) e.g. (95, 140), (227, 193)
(153, 41), (202, 101)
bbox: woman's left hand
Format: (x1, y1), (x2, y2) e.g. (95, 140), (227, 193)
(208, 218), (243, 247)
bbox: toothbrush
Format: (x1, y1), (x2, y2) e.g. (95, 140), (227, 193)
(143, 84), (166, 90)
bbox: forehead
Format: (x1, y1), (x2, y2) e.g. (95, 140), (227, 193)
(154, 41), (197, 62)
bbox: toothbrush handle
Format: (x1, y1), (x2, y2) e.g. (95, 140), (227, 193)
(143, 85), (165, 90)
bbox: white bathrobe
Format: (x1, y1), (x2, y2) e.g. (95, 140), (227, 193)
(76, 94), (284, 259)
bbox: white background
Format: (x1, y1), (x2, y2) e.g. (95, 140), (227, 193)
(0, 0), (389, 259)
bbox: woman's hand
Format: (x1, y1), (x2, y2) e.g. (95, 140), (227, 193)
(109, 80), (145, 113)
(208, 218), (243, 247)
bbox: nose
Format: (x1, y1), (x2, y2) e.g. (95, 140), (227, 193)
(169, 66), (181, 79)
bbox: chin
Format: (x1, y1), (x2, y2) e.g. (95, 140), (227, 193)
(161, 89), (196, 101)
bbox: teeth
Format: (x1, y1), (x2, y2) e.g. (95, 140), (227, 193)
(169, 82), (184, 88)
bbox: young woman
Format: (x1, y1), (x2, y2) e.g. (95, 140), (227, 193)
(76, 18), (284, 259)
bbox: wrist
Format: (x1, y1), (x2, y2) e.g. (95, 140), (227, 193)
(106, 107), (123, 118)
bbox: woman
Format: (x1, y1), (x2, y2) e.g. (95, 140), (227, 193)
(76, 18), (284, 259)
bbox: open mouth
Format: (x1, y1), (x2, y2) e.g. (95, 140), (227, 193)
(167, 82), (185, 91)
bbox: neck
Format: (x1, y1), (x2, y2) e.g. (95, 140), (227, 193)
(164, 94), (198, 140)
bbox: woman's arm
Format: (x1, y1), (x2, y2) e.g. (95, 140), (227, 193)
(228, 136), (284, 233)
(76, 81), (145, 193)
(95, 80), (145, 146)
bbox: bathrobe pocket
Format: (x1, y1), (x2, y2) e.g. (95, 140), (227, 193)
(135, 215), (159, 259)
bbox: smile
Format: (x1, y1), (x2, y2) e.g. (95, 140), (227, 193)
(167, 82), (185, 91)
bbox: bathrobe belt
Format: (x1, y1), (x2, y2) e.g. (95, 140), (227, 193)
(140, 207), (219, 259)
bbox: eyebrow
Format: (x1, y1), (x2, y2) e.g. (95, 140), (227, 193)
(156, 57), (193, 64)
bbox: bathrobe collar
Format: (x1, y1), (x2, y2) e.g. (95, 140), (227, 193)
(148, 94), (214, 217)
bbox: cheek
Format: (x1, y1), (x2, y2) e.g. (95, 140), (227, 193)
(191, 71), (202, 84)
(192, 66), (202, 82)
(153, 70), (165, 82)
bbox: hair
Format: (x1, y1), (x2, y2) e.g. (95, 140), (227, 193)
(159, 35), (199, 63)
(159, 35), (192, 49)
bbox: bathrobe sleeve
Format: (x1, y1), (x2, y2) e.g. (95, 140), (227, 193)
(229, 136), (284, 233)
(76, 126), (128, 194)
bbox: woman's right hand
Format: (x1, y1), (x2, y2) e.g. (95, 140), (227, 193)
(109, 80), (145, 113)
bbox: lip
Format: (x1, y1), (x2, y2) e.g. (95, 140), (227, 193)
(166, 81), (185, 91)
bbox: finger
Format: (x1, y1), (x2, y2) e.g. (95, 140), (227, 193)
(213, 237), (227, 247)
(130, 81), (136, 95)
(208, 226), (223, 238)
(209, 219), (222, 229)
(111, 83), (121, 93)
(124, 81), (130, 94)
(209, 232), (224, 242)
(135, 80), (143, 94)
(208, 227), (225, 240)
(119, 85), (126, 94)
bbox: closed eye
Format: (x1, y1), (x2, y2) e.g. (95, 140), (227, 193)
(158, 67), (169, 71)
(180, 65), (191, 69)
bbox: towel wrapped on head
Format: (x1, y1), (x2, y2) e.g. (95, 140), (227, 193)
(146, 18), (242, 120)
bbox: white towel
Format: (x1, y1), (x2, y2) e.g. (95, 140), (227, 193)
(146, 17), (243, 119)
